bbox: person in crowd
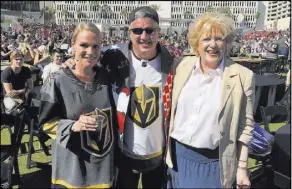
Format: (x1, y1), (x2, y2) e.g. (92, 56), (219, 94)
(276, 33), (289, 58)
(255, 40), (266, 53)
(38, 22), (117, 188)
(1, 51), (34, 112)
(64, 6), (182, 188)
(18, 35), (35, 65)
(33, 39), (52, 70)
(265, 42), (279, 60)
(165, 12), (254, 188)
(239, 45), (248, 57)
(230, 39), (241, 56)
(1, 42), (13, 61)
(41, 48), (65, 83)
(7, 39), (19, 52)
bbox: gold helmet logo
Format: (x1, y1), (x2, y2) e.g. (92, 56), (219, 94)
(130, 85), (159, 128)
(80, 108), (113, 157)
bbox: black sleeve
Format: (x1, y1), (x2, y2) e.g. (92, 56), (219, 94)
(23, 67), (32, 80)
(1, 68), (12, 83)
(101, 49), (129, 86)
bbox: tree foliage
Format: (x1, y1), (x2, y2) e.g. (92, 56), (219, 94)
(217, 7), (232, 18)
(150, 4), (162, 12)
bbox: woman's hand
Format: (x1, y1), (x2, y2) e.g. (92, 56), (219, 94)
(61, 58), (76, 69)
(236, 169), (251, 189)
(33, 49), (39, 54)
(71, 114), (98, 132)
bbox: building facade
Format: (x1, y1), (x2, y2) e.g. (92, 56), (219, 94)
(1, 1), (40, 12)
(54, 1), (259, 35)
(265, 1), (290, 30)
(1, 1), (42, 25)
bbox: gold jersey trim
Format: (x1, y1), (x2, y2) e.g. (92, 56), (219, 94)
(43, 117), (60, 140)
(124, 148), (164, 160)
(52, 178), (112, 188)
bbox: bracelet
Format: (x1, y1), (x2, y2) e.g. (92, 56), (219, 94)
(238, 160), (247, 162)
(237, 165), (248, 170)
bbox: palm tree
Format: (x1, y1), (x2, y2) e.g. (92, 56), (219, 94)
(206, 6), (214, 13)
(77, 8), (82, 20)
(101, 4), (111, 19)
(254, 12), (260, 31)
(184, 10), (193, 19)
(90, 1), (101, 13)
(19, 1), (25, 25)
(40, 8), (45, 19)
(61, 9), (69, 22)
(89, 2), (102, 22)
(150, 4), (162, 12)
(46, 5), (56, 24)
(68, 12), (74, 24)
(217, 7), (233, 18)
(120, 8), (129, 25)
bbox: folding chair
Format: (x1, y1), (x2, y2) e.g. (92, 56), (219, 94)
(260, 105), (290, 133)
(276, 85), (290, 108)
(1, 110), (26, 188)
(249, 105), (290, 186)
(24, 91), (50, 169)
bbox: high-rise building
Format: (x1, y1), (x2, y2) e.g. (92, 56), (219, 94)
(1, 1), (42, 24)
(54, 1), (259, 35)
(1, 1), (40, 12)
(265, 1), (290, 30)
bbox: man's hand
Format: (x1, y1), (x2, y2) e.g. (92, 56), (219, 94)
(7, 91), (17, 97)
(61, 58), (76, 69)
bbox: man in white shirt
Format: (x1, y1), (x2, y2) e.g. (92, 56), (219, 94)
(42, 48), (64, 83)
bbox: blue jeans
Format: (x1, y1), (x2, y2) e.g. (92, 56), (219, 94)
(278, 48), (289, 57)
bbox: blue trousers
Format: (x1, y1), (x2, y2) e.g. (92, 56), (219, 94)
(167, 139), (221, 188)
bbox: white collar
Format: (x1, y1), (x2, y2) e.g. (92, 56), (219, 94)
(194, 57), (224, 76)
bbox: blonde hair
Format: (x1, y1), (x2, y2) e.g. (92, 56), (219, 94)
(18, 43), (28, 55)
(188, 12), (236, 56)
(10, 50), (24, 61)
(72, 22), (102, 44)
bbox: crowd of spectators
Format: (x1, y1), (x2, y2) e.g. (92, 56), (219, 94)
(230, 29), (290, 60)
(1, 23), (290, 66)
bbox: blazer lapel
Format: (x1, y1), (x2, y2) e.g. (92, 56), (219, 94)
(218, 57), (238, 118)
(172, 56), (197, 109)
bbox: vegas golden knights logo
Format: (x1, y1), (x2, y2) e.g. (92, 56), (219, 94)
(129, 85), (159, 129)
(80, 108), (113, 157)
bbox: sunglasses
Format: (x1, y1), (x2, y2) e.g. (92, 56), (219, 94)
(130, 28), (157, 35)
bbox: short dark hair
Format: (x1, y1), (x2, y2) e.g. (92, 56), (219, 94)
(52, 48), (65, 56)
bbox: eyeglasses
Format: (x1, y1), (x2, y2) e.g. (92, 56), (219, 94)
(130, 28), (157, 35)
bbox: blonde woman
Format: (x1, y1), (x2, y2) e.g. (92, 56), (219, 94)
(38, 23), (116, 188)
(166, 12), (255, 188)
(18, 37), (35, 65)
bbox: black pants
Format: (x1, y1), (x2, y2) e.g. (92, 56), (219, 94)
(115, 155), (166, 188)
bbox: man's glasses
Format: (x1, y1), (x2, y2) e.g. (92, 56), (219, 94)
(130, 28), (157, 35)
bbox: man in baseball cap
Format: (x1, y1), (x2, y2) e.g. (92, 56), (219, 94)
(111, 6), (171, 188)
(128, 6), (159, 24)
